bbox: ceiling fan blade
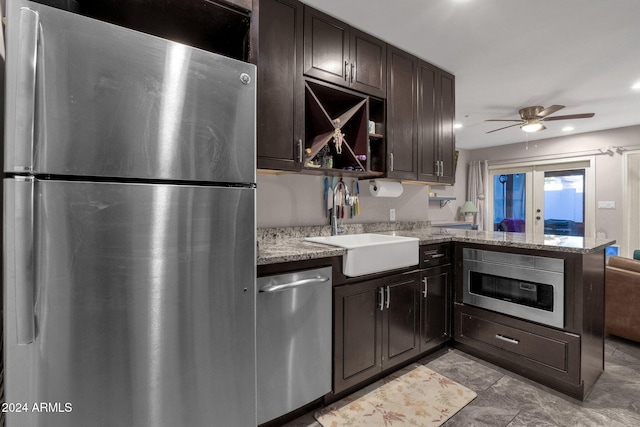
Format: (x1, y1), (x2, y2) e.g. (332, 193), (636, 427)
(486, 123), (522, 133)
(485, 119), (523, 122)
(542, 113), (595, 121)
(536, 105), (565, 118)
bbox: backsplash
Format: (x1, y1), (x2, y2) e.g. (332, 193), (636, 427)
(257, 220), (432, 247)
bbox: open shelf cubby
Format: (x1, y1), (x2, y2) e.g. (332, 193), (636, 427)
(304, 78), (385, 177)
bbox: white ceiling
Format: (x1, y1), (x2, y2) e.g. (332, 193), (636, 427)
(302, 0), (640, 150)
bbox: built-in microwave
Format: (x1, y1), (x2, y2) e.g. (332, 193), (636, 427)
(462, 248), (565, 328)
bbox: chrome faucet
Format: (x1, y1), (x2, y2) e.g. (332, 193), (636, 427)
(331, 180), (351, 236)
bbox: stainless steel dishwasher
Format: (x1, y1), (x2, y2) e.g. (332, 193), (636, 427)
(257, 266), (332, 425)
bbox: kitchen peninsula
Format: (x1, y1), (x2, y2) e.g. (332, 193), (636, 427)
(257, 223), (614, 424)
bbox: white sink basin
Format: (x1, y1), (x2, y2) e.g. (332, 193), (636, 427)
(305, 233), (419, 277)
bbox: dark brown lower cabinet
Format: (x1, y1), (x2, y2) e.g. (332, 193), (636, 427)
(419, 265), (450, 352)
(454, 304), (583, 398)
(333, 272), (420, 394)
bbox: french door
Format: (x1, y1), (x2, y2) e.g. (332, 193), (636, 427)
(623, 152), (640, 257)
(489, 159), (595, 237)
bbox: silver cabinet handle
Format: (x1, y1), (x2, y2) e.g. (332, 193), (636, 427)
(259, 276), (329, 293)
(423, 250), (445, 259)
(385, 286), (390, 309)
(297, 139), (303, 163)
(12, 7), (40, 172)
(495, 334), (519, 345)
(422, 277), (428, 298)
(344, 61), (349, 81)
(389, 153), (394, 172)
(13, 176), (36, 345)
(350, 63), (355, 83)
(379, 287), (385, 311)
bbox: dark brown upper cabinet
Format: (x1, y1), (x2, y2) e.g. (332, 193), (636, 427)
(438, 70), (456, 184)
(303, 7), (387, 98)
(386, 47), (418, 180)
(252, 0), (305, 171)
(418, 64), (456, 184)
(43, 0), (250, 61)
(387, 46), (456, 184)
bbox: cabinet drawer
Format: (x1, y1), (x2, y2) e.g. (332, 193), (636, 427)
(420, 243), (450, 268)
(459, 312), (576, 373)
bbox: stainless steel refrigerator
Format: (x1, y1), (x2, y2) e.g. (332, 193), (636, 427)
(3, 1), (257, 426)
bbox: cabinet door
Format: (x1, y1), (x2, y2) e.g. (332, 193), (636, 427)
(382, 272), (421, 367)
(350, 29), (386, 98)
(438, 70), (456, 184)
(255, 0), (304, 171)
(420, 266), (451, 352)
(333, 279), (383, 393)
(386, 46), (417, 180)
(303, 7), (349, 86)
(417, 60), (438, 182)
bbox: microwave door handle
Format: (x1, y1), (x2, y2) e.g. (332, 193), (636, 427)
(14, 177), (37, 345)
(12, 7), (39, 172)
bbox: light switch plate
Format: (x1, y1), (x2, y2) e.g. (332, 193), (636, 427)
(390, 209), (396, 221)
(597, 201), (616, 209)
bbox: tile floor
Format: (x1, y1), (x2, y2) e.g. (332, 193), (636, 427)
(283, 336), (640, 426)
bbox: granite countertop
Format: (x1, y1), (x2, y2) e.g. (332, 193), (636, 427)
(257, 222), (616, 265)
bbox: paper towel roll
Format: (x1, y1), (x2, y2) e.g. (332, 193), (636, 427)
(369, 180), (403, 197)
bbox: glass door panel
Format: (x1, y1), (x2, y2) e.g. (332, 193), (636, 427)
(493, 173), (527, 233)
(540, 170), (585, 237)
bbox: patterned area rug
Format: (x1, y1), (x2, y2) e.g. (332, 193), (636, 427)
(315, 364), (477, 426)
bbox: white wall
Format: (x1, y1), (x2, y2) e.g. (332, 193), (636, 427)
(256, 149), (470, 228)
(468, 124), (640, 253)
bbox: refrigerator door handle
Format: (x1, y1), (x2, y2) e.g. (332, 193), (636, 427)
(13, 7), (39, 172)
(14, 176), (37, 345)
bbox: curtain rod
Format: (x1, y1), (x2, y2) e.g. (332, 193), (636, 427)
(480, 145), (640, 166)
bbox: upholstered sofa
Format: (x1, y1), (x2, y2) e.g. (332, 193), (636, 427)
(605, 256), (640, 343)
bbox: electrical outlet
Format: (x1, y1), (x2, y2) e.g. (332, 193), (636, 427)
(390, 208), (396, 221)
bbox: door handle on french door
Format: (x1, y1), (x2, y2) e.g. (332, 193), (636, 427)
(14, 177), (36, 345)
(13, 8), (39, 172)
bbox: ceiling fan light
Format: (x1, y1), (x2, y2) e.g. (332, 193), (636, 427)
(521, 121), (544, 132)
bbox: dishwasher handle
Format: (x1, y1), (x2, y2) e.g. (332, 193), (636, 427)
(259, 276), (330, 293)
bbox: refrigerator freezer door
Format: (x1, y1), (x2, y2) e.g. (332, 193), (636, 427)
(5, 0), (255, 184)
(4, 178), (256, 427)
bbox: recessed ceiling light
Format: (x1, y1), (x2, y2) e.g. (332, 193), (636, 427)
(562, 126), (575, 132)
(454, 123), (463, 129)
(633, 81), (640, 90)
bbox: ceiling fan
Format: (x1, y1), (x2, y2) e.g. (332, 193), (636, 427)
(486, 105), (595, 134)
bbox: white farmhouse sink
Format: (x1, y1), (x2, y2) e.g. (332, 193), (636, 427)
(305, 233), (419, 277)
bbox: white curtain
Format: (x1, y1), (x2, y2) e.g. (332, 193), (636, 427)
(467, 160), (489, 231)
